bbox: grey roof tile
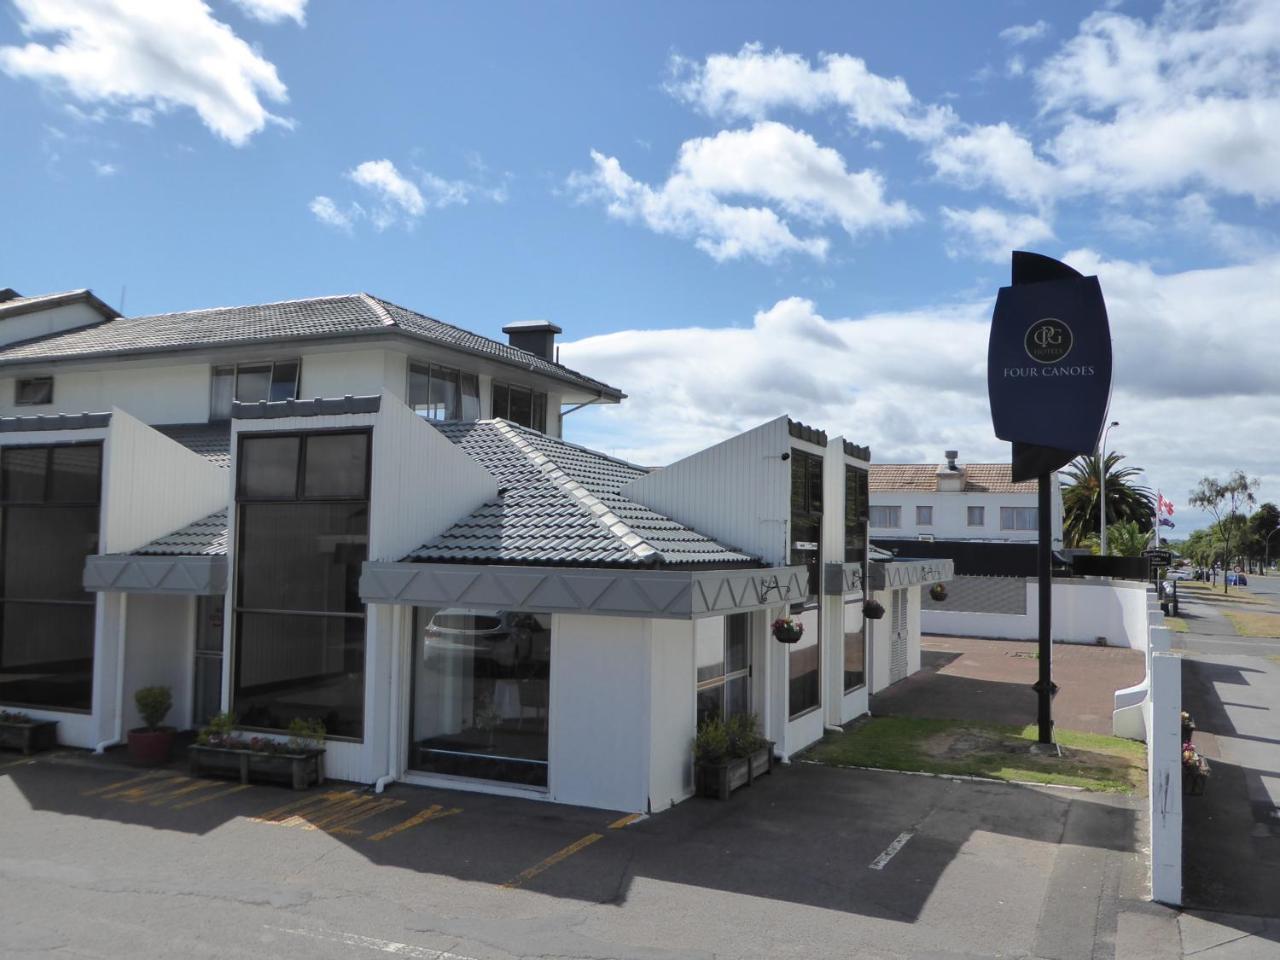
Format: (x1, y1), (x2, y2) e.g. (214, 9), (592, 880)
(133, 509), (228, 557)
(0, 292), (621, 399)
(154, 423), (231, 467)
(409, 420), (758, 569)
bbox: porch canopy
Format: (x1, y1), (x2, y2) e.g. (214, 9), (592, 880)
(84, 510), (228, 596)
(868, 557), (955, 590)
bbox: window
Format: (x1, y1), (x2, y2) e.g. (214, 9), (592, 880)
(233, 431), (370, 739)
(967, 506), (985, 527)
(788, 605), (820, 718)
(1000, 506), (1038, 530)
(0, 443), (102, 712)
(15, 377), (53, 406)
(843, 601), (865, 693)
(869, 505), (901, 528)
(409, 608), (550, 786)
(790, 449), (823, 594)
(210, 361), (300, 420)
(696, 613), (751, 728)
(844, 465), (868, 562)
(916, 505), (933, 526)
(408, 362), (480, 421)
(491, 381), (547, 432)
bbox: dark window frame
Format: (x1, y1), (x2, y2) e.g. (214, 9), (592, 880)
(695, 613), (752, 727)
(844, 464), (868, 563)
(491, 380), (548, 433)
(210, 360), (302, 421)
(232, 428), (372, 741)
(407, 361), (481, 422)
(14, 377), (54, 407)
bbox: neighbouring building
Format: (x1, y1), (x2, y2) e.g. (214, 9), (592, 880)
(0, 287), (949, 813)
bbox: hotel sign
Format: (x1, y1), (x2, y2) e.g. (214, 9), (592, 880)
(988, 267), (1113, 456)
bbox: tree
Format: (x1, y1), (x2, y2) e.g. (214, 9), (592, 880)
(1189, 471), (1260, 593)
(1248, 502), (1280, 571)
(1060, 452), (1155, 550)
(1106, 520), (1152, 558)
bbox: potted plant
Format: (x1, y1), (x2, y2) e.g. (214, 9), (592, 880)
(189, 713), (326, 790)
(0, 709), (58, 756)
(127, 686), (175, 766)
(771, 616), (804, 644)
(1182, 741), (1210, 796)
(694, 713), (773, 800)
(863, 599), (885, 620)
(929, 583), (948, 602)
(1181, 710), (1196, 744)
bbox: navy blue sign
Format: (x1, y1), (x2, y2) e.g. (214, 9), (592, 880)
(988, 262), (1113, 458)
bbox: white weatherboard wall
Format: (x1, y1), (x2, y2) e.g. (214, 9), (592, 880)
(870, 480), (1064, 545)
(300, 350), (406, 404)
(100, 408), (229, 554)
(623, 416), (791, 566)
(550, 614), (651, 812)
(120, 595), (196, 732)
(649, 619), (695, 811)
(1147, 651), (1182, 905)
(921, 579), (1150, 649)
(0, 362), (212, 423)
(0, 301), (104, 349)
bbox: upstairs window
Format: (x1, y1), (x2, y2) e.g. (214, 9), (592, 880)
(15, 377), (53, 406)
(967, 506), (985, 527)
(492, 381), (547, 432)
(869, 505), (900, 528)
(1000, 506), (1038, 530)
(408, 363), (480, 421)
(916, 505), (933, 526)
(210, 361), (300, 420)
(844, 465), (868, 562)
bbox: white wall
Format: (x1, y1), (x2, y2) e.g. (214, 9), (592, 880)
(549, 614), (651, 812)
(649, 619), (695, 811)
(299, 349), (402, 402)
(867, 586), (921, 694)
(921, 579), (1150, 648)
(870, 484), (1063, 545)
(120, 595), (196, 732)
(100, 408), (229, 554)
(0, 361), (211, 423)
(622, 416), (791, 565)
(1147, 651), (1182, 905)
(0, 301), (104, 349)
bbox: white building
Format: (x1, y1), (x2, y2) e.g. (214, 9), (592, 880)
(869, 450), (1064, 547)
(0, 287), (949, 813)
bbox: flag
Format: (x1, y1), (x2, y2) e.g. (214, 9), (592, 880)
(1159, 517), (1175, 529)
(1158, 493), (1175, 516)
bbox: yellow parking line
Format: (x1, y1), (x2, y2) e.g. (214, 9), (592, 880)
(252, 790), (357, 825)
(172, 782), (251, 809)
(82, 771), (168, 797)
(114, 776), (191, 804)
(502, 833), (603, 889)
(315, 797), (406, 836)
(291, 794), (375, 830)
(147, 778), (224, 806)
(366, 803), (460, 841)
(608, 813), (643, 829)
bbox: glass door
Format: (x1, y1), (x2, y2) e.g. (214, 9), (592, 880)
(407, 608), (551, 787)
(193, 595), (225, 725)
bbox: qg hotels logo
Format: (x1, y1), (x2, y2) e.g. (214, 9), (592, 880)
(1024, 318), (1073, 363)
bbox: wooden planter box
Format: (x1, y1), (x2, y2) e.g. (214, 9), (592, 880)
(0, 719), (58, 755)
(695, 744), (774, 801)
(189, 744), (325, 790)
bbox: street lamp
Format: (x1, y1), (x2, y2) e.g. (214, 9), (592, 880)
(1099, 421), (1120, 555)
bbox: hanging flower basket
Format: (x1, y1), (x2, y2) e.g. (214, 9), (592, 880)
(929, 583), (948, 602)
(863, 599), (885, 620)
(771, 617), (804, 644)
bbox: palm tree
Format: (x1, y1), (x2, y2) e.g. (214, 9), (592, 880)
(1061, 452), (1155, 550)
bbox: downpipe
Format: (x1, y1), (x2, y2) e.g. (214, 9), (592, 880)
(95, 594), (128, 754)
(375, 605), (403, 794)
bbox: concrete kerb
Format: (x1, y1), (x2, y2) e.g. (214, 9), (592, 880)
(796, 758), (1088, 792)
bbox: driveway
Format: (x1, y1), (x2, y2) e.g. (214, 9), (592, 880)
(0, 745), (1180, 960)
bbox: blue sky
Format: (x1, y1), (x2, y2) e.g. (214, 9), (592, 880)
(3, 0), (1278, 532)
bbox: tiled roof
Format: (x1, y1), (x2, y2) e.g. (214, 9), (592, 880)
(410, 420), (759, 568)
(155, 423), (232, 467)
(0, 292), (621, 398)
(869, 463), (1037, 494)
(0, 288), (120, 321)
(133, 509), (228, 557)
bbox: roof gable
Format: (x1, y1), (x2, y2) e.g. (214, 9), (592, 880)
(869, 462), (1037, 494)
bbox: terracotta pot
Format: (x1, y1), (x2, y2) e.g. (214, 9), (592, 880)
(127, 727), (175, 766)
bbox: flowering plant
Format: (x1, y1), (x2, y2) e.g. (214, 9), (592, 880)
(771, 617), (804, 643)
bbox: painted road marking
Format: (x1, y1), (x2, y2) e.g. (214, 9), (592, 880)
(869, 831), (915, 870)
(267, 924), (479, 959)
(367, 803), (460, 841)
(252, 790), (357, 825)
(113, 776), (190, 803)
(146, 778), (224, 806)
(81, 771), (169, 797)
(303, 796), (405, 834)
(502, 832), (603, 889)
(608, 813), (646, 829)
(172, 783), (250, 809)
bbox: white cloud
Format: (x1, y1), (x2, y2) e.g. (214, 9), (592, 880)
(309, 195), (358, 232)
(940, 206), (1054, 263)
(314, 158), (507, 231)
(0, 0), (289, 146)
(927, 122), (1062, 208)
(90, 159), (116, 176)
(668, 43), (955, 141)
(570, 121), (916, 262)
(349, 159), (425, 228)
(1000, 21), (1050, 45)
(227, 0), (308, 25)
(560, 252), (1280, 524)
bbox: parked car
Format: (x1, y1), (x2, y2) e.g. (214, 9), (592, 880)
(1226, 571), (1248, 586)
(1166, 568), (1192, 581)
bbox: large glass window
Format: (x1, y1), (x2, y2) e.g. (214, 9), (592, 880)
(787, 604), (820, 718)
(211, 361), (301, 420)
(409, 608), (551, 787)
(0, 443), (102, 712)
(790, 449), (823, 595)
(491, 381), (547, 432)
(843, 601), (865, 692)
(869, 505), (901, 528)
(1001, 506), (1038, 530)
(233, 431), (370, 739)
(844, 465), (868, 562)
(408, 363), (479, 422)
(695, 613), (751, 728)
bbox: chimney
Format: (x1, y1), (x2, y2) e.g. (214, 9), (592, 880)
(502, 320), (562, 361)
(945, 450), (959, 471)
(936, 450), (965, 492)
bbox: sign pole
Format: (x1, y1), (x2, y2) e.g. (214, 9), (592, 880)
(1036, 474), (1054, 743)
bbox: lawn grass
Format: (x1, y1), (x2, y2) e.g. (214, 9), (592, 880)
(1178, 581), (1267, 605)
(804, 716), (1146, 793)
(1164, 616), (1190, 633)
(1221, 610), (1280, 638)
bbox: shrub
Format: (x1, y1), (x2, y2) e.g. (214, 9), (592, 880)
(134, 686), (173, 731)
(287, 717), (326, 753)
(724, 713), (767, 758)
(693, 717), (730, 766)
(197, 711), (237, 746)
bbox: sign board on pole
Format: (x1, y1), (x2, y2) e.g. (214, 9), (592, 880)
(1143, 549), (1173, 566)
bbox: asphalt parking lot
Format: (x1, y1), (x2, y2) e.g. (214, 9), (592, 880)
(0, 746), (1180, 960)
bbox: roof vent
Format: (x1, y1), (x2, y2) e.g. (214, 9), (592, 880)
(945, 450), (959, 471)
(0, 288), (20, 303)
(502, 320), (562, 361)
